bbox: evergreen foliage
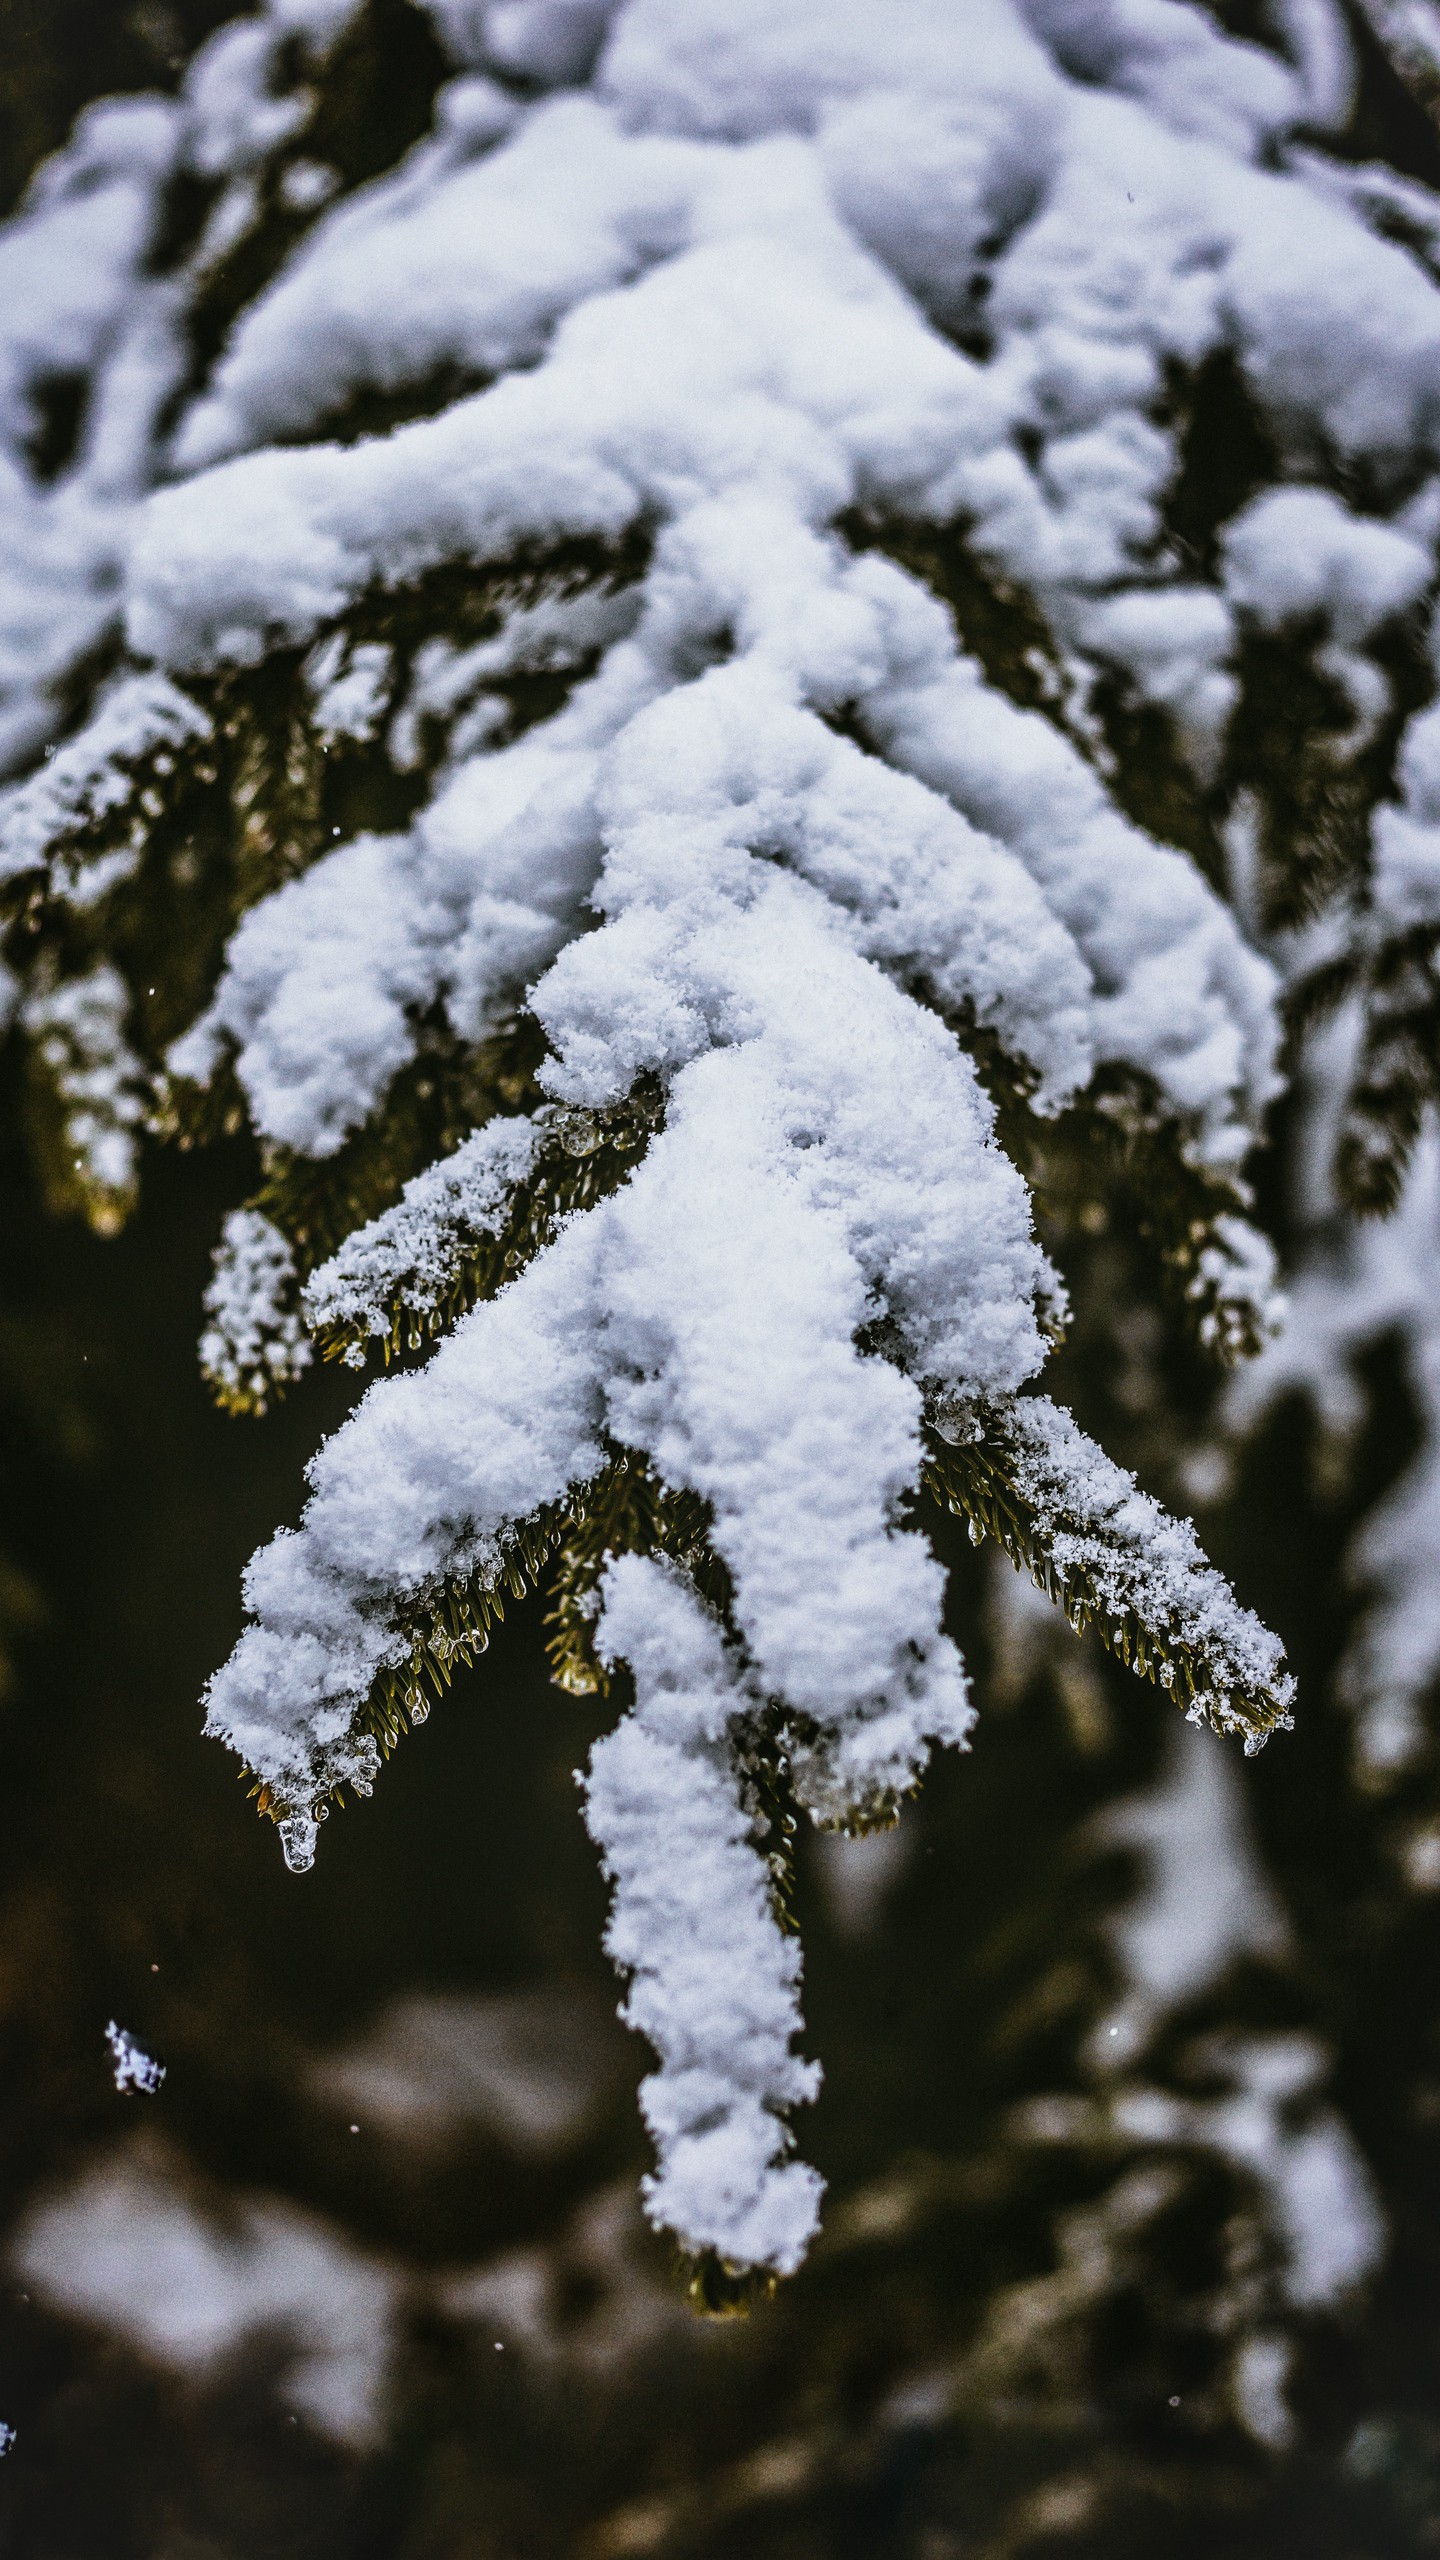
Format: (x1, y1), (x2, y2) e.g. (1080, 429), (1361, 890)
(8, 6), (1440, 2542)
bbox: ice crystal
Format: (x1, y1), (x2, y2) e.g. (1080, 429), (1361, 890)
(105, 2023), (166, 2097)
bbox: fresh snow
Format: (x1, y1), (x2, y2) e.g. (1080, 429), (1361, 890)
(12, 2144), (398, 2446)
(105, 2022), (166, 2097)
(585, 1556), (823, 2270)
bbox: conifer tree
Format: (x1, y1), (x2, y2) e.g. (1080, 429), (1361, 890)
(4, 0), (1440, 2448)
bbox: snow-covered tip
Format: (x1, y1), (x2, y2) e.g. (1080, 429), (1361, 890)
(105, 2022), (165, 2096)
(302, 1112), (544, 1359)
(931, 1396), (1295, 1753)
(585, 1555), (823, 2277)
(21, 964), (146, 1234)
(0, 674), (209, 892)
(201, 1209), (312, 1415)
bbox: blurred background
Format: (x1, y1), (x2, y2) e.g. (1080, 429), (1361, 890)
(2, 8), (1440, 2558)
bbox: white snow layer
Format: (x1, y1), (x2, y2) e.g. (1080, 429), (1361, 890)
(303, 1111), (544, 1344)
(585, 1556), (823, 2271)
(0, 674), (209, 892)
(205, 905), (1009, 1843)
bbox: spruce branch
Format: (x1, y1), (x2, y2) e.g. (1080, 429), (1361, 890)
(4, 540), (647, 934)
(200, 1210), (312, 1417)
(242, 1443), (723, 1848)
(1030, 1070), (1280, 1365)
(304, 1067), (667, 1371)
(19, 961), (147, 1234)
(203, 1054), (671, 1418)
(1284, 922), (1440, 1218)
(1334, 922), (1440, 1215)
(15, 0), (1415, 2306)
(922, 1399), (1295, 1753)
(972, 1030), (1280, 1365)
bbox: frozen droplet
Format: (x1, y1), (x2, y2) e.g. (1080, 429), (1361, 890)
(279, 1813), (317, 1874)
(557, 1111), (602, 1157)
(410, 1700), (430, 1725)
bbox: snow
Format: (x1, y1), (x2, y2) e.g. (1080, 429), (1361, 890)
(11, 2143), (399, 2447)
(1093, 1723), (1290, 2064)
(1221, 488), (1432, 647)
(0, 674), (209, 891)
(172, 99), (715, 471)
(1003, 1397), (1295, 1746)
(0, 103), (185, 775)
(0, 100), (175, 449)
(1232, 2330), (1296, 2451)
(585, 1555), (823, 2271)
(1015, 0), (1303, 152)
(1114, 2036), (1385, 2308)
(1009, 1710), (1387, 2366)
(305, 634), (393, 744)
(577, 994), (987, 1816)
(171, 623), (650, 1153)
(200, 1211), (313, 1413)
(858, 570), (1281, 1145)
(303, 1112), (543, 1348)
(205, 921), (1016, 1831)
(184, 18), (313, 182)
(311, 1985), (623, 2154)
(205, 1206), (612, 1840)
(21, 965), (145, 1223)
(105, 2022), (166, 2096)
(422, 0), (622, 79)
(169, 477), (1273, 1165)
